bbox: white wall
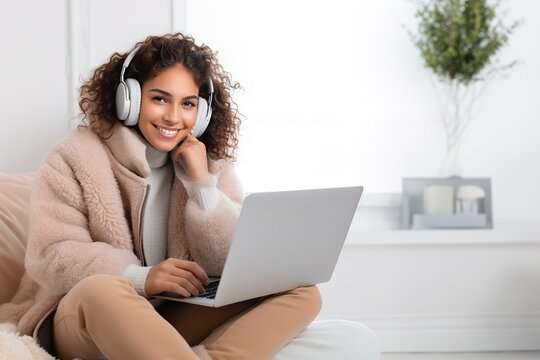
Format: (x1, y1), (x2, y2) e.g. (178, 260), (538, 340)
(319, 240), (540, 352)
(0, 0), (69, 173)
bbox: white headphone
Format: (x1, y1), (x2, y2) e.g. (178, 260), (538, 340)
(115, 46), (214, 138)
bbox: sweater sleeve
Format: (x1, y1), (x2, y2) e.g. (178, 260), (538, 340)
(123, 264), (152, 296)
(172, 161), (220, 211)
(24, 151), (141, 295)
(173, 160), (243, 275)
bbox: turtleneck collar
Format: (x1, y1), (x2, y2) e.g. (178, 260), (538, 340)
(145, 141), (169, 169)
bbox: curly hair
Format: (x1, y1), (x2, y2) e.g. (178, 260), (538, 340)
(79, 33), (241, 161)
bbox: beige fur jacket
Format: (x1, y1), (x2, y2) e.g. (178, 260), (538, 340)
(0, 124), (243, 339)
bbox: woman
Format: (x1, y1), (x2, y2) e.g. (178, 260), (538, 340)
(0, 33), (321, 359)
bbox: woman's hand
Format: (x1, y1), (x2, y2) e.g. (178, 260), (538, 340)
(173, 134), (210, 182)
(145, 258), (209, 297)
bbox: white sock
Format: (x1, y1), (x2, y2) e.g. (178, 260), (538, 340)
(192, 344), (212, 360)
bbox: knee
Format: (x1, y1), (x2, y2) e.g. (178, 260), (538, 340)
(68, 274), (134, 309)
(289, 285), (322, 318)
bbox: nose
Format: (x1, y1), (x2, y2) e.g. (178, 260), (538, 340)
(163, 104), (180, 124)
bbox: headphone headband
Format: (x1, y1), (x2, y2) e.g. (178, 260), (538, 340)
(120, 46), (140, 84)
(120, 45), (214, 97)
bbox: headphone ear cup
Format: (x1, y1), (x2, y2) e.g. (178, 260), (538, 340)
(115, 82), (130, 121)
(191, 97), (211, 138)
(123, 78), (141, 126)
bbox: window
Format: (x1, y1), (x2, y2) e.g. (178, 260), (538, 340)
(187, 0), (466, 193)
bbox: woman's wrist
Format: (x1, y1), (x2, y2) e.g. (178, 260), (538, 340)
(192, 186), (220, 211)
(123, 264), (153, 297)
(172, 159), (220, 210)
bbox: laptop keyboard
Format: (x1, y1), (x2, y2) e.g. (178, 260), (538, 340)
(199, 277), (220, 299)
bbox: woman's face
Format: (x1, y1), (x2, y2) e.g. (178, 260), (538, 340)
(138, 64), (200, 152)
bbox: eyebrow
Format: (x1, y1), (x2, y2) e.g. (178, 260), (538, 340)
(148, 88), (198, 101)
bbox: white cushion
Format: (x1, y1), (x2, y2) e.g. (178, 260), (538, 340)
(273, 320), (380, 360)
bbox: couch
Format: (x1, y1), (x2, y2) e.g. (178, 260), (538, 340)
(0, 172), (380, 359)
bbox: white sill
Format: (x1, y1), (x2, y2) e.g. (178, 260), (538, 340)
(347, 192), (540, 246)
(345, 228), (540, 246)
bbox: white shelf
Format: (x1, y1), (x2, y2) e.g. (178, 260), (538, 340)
(348, 192), (540, 246)
(345, 227), (540, 246)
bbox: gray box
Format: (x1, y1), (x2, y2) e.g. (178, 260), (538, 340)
(401, 177), (493, 230)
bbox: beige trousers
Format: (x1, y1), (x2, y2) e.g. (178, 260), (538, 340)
(53, 274), (321, 360)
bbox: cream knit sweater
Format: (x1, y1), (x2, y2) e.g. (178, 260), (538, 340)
(123, 143), (220, 297)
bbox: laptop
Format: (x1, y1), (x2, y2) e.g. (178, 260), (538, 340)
(154, 186), (363, 307)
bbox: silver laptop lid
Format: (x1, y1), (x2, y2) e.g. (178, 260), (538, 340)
(214, 186), (363, 306)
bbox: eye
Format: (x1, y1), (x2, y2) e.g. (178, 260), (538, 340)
(152, 96), (167, 103)
(182, 100), (197, 109)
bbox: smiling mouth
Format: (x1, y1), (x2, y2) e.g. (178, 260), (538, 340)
(154, 124), (182, 136)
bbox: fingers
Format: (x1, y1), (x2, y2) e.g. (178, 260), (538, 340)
(145, 258), (210, 297)
(164, 274), (202, 297)
(170, 258), (208, 282)
(172, 135), (209, 182)
(165, 282), (191, 298)
(183, 134), (197, 144)
(174, 134), (200, 160)
(168, 267), (206, 294)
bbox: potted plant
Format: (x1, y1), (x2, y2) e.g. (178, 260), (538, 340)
(408, 0), (520, 176)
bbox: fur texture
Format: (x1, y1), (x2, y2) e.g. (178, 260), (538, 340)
(0, 322), (56, 360)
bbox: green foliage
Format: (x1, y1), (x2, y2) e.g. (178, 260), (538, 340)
(410, 0), (519, 85)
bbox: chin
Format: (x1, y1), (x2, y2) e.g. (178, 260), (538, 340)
(155, 143), (177, 153)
